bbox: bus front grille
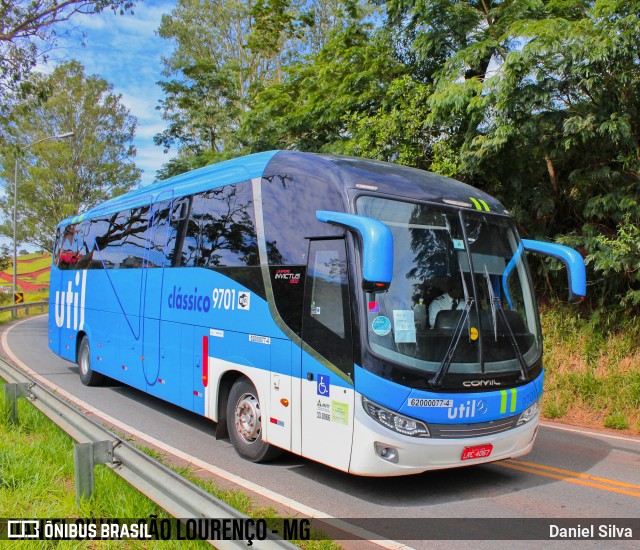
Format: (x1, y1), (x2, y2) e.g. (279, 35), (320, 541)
(428, 415), (521, 439)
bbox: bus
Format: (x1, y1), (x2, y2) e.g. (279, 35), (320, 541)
(48, 151), (586, 476)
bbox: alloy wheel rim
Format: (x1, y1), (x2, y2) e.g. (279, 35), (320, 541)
(234, 392), (261, 444)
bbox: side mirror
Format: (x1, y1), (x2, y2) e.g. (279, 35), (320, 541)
(316, 211), (393, 292)
(522, 239), (586, 302)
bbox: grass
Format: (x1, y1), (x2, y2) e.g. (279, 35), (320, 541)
(540, 305), (640, 433)
(0, 379), (209, 549)
(0, 289), (48, 325)
(0, 379), (340, 549)
(14, 253), (51, 277)
(0, 252), (51, 295)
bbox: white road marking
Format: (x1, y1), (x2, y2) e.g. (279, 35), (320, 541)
(540, 421), (640, 444)
(2, 317), (413, 550)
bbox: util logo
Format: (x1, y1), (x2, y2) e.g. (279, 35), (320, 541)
(54, 271), (87, 330)
(447, 399), (488, 420)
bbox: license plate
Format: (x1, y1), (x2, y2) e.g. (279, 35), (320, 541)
(461, 444), (493, 460)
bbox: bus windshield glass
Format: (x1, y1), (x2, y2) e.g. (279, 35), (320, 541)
(357, 196), (541, 375)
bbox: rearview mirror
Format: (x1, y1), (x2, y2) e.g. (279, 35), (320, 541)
(316, 210), (393, 292)
(522, 239), (586, 302)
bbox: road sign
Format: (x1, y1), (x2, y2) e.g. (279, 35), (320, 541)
(14, 292), (23, 304)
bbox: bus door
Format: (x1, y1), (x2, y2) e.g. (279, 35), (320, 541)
(300, 239), (355, 471)
(142, 192), (174, 400)
(154, 196), (195, 409)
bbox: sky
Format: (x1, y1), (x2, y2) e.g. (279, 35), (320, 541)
(49, 0), (178, 187)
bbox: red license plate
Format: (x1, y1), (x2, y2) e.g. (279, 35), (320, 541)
(461, 444), (493, 461)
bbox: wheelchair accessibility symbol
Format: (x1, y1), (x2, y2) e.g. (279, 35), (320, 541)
(317, 375), (330, 397)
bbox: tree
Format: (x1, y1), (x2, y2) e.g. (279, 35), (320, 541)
(0, 0), (135, 92)
(238, 13), (435, 156)
(155, 0), (366, 175)
(0, 61), (141, 252)
(382, 0), (640, 314)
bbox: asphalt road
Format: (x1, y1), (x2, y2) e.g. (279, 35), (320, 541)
(3, 315), (640, 549)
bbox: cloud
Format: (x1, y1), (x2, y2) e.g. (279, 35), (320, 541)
(45, 0), (178, 184)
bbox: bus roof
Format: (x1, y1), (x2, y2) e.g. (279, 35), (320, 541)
(59, 151), (506, 227)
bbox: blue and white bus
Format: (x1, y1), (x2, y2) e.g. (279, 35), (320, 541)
(49, 151), (586, 476)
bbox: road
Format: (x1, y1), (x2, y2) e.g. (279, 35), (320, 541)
(3, 315), (640, 548)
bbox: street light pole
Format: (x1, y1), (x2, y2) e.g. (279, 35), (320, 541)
(12, 132), (74, 313)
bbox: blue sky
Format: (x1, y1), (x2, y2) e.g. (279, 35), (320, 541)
(49, 0), (178, 186)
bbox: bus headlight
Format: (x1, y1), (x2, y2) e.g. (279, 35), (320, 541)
(517, 399), (540, 426)
(362, 396), (430, 437)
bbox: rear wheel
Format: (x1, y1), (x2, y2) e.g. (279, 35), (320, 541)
(227, 377), (281, 463)
(77, 336), (104, 386)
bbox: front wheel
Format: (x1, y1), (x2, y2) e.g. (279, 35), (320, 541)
(77, 336), (104, 386)
(227, 377), (281, 463)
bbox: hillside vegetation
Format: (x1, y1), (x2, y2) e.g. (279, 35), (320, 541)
(0, 253), (50, 297)
(541, 306), (640, 434)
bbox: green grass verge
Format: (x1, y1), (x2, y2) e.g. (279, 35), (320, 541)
(0, 296), (48, 324)
(0, 379), (340, 549)
(14, 254), (51, 277)
(0, 378), (210, 549)
(540, 305), (640, 432)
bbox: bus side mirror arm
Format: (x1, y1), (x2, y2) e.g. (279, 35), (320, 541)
(316, 211), (393, 292)
(522, 239), (586, 303)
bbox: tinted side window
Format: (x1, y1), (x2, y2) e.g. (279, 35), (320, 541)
(57, 223), (80, 269)
(120, 206), (150, 268)
(262, 173), (344, 266)
(179, 182), (259, 268)
(93, 207), (150, 269)
(261, 173), (344, 336)
(56, 221), (94, 270)
(53, 227), (63, 266)
(147, 200), (173, 268)
(169, 197), (191, 267)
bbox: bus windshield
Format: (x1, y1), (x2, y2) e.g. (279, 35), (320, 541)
(357, 196), (541, 376)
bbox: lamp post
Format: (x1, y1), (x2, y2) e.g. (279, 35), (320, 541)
(12, 131), (74, 311)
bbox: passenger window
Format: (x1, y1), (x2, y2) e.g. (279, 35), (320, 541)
(181, 182), (259, 268)
(93, 207), (149, 268)
(58, 223), (79, 269)
(148, 201), (173, 268)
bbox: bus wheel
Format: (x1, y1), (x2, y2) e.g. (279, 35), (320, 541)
(77, 336), (104, 387)
(227, 377), (281, 463)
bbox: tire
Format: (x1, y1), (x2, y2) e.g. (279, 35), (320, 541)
(77, 336), (105, 386)
(227, 377), (281, 463)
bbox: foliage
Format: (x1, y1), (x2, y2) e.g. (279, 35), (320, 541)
(0, 61), (141, 252)
(586, 216), (640, 309)
(381, 0), (640, 318)
(240, 22), (414, 155)
(540, 304), (640, 432)
(156, 0), (367, 170)
(0, 244), (11, 273)
(0, 0), (136, 93)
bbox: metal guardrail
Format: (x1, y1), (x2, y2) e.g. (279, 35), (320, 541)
(0, 300), (48, 315)
(0, 356), (297, 549)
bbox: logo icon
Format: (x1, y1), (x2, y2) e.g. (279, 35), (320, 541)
(371, 316), (391, 336)
(317, 374), (330, 397)
(54, 271), (87, 330)
(238, 292), (250, 310)
(447, 399), (488, 420)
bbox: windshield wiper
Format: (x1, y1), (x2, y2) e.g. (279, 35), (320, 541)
(484, 266), (498, 342)
(483, 265), (528, 382)
(429, 297), (474, 389)
(497, 306), (529, 382)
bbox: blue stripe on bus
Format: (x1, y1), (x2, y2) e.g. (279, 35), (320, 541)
(396, 371), (544, 424)
(354, 364), (411, 410)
